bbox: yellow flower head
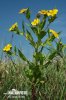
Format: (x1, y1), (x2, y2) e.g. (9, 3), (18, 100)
(52, 9), (58, 14)
(38, 9), (58, 17)
(49, 29), (59, 38)
(3, 44), (12, 52)
(31, 18), (40, 26)
(9, 22), (18, 32)
(48, 9), (58, 16)
(19, 8), (28, 14)
(38, 10), (48, 15)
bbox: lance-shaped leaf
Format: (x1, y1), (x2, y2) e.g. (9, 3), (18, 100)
(26, 30), (35, 47)
(49, 35), (55, 42)
(61, 44), (66, 57)
(31, 27), (46, 40)
(26, 8), (30, 19)
(48, 15), (57, 23)
(14, 46), (17, 55)
(48, 50), (57, 60)
(55, 41), (64, 57)
(62, 44), (66, 51)
(7, 51), (12, 55)
(44, 51), (56, 67)
(41, 40), (48, 47)
(39, 18), (46, 30)
(41, 36), (51, 47)
(33, 52), (44, 65)
(36, 13), (41, 18)
(18, 49), (27, 61)
(31, 26), (38, 36)
(22, 21), (25, 34)
(38, 30), (46, 40)
(41, 35), (55, 48)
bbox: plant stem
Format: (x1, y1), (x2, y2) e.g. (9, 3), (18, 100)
(31, 83), (37, 100)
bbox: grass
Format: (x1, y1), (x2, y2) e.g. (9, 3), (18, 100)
(0, 55), (66, 100)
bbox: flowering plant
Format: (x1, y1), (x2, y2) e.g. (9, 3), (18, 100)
(3, 8), (66, 99)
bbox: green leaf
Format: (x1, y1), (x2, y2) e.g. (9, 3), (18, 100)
(41, 40), (47, 47)
(14, 46), (17, 54)
(25, 69), (33, 78)
(38, 30), (46, 40)
(33, 65), (41, 79)
(48, 15), (57, 23)
(36, 13), (41, 18)
(26, 8), (30, 19)
(63, 44), (66, 50)
(49, 35), (55, 42)
(18, 49), (27, 61)
(31, 26), (38, 36)
(13, 28), (20, 35)
(26, 30), (35, 47)
(48, 51), (56, 60)
(22, 21), (25, 33)
(47, 41), (52, 46)
(26, 30), (33, 41)
(6, 51), (12, 55)
(55, 40), (64, 57)
(39, 19), (46, 30)
(31, 27), (46, 40)
(33, 52), (44, 65)
(41, 36), (51, 47)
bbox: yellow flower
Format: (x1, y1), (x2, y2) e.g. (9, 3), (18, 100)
(31, 18), (40, 26)
(38, 10), (48, 15)
(49, 29), (59, 38)
(3, 44), (12, 52)
(9, 22), (18, 31)
(38, 9), (58, 17)
(48, 9), (58, 16)
(19, 8), (28, 14)
(52, 9), (58, 14)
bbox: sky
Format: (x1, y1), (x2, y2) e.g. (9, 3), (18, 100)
(0, 0), (66, 60)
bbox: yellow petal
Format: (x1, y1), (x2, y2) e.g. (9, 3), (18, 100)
(49, 29), (59, 38)
(31, 18), (40, 26)
(19, 8), (28, 14)
(3, 44), (12, 52)
(9, 23), (18, 31)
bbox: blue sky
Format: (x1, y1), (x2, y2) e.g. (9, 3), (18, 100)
(0, 0), (66, 59)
